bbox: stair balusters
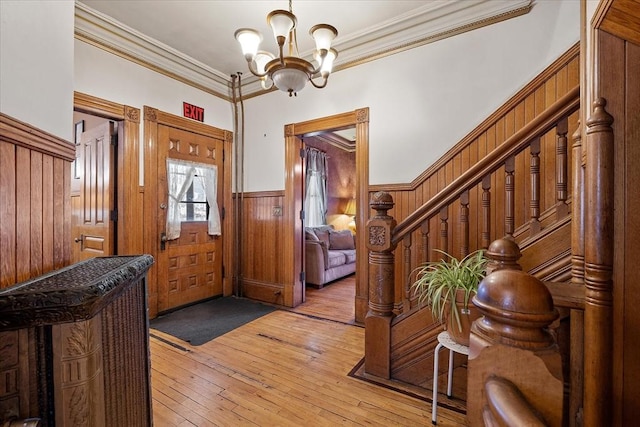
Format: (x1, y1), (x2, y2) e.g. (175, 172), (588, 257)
(556, 116), (569, 218)
(530, 137), (542, 235)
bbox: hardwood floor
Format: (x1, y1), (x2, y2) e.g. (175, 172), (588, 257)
(291, 275), (357, 324)
(149, 277), (467, 426)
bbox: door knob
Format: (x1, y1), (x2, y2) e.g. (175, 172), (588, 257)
(160, 232), (167, 250)
(74, 235), (84, 243)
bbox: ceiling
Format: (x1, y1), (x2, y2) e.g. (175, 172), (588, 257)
(75, 0), (532, 99)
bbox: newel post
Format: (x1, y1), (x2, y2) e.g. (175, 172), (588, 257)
(583, 98), (614, 425)
(467, 239), (563, 426)
(364, 192), (397, 378)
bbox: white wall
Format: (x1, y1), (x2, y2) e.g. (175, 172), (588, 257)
(241, 0), (580, 191)
(74, 40), (233, 133)
(0, 1), (75, 141)
(74, 40), (234, 185)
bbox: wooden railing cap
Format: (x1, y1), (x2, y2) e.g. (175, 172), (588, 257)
(369, 191), (394, 214)
(472, 268), (558, 348)
(486, 238), (522, 274)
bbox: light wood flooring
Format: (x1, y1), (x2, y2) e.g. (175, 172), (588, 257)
(150, 277), (467, 426)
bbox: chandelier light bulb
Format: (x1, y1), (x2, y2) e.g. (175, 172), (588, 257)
(310, 24), (337, 52)
(254, 51), (275, 74)
(321, 49), (338, 76)
(267, 10), (296, 45)
(234, 29), (262, 61)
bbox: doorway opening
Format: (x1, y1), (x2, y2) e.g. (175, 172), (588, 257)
(71, 110), (120, 262)
(301, 129), (356, 313)
(283, 108), (370, 324)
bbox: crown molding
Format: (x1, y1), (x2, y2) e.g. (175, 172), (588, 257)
(75, 2), (232, 100)
(333, 1), (531, 68)
(74, 0), (531, 100)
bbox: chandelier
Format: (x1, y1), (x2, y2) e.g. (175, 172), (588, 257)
(234, 0), (338, 97)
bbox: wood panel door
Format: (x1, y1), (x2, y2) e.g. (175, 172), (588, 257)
(156, 124), (223, 312)
(71, 122), (115, 262)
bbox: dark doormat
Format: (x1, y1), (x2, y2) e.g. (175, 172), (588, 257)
(149, 297), (277, 346)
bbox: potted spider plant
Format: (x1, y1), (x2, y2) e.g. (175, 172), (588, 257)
(410, 249), (487, 346)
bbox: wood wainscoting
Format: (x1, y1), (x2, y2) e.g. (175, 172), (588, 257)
(370, 44), (580, 271)
(0, 113), (75, 289)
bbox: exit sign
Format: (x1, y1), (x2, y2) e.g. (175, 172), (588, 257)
(183, 102), (204, 122)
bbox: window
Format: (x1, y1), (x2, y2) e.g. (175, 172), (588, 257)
(166, 158), (221, 240)
(180, 178), (208, 221)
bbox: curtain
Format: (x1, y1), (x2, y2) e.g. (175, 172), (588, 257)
(304, 148), (328, 227)
(166, 158), (221, 240)
(194, 164), (222, 236)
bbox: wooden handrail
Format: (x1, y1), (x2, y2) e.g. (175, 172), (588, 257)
(391, 85), (580, 245)
(484, 376), (547, 426)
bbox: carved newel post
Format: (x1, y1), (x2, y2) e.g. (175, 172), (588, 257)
(467, 239), (563, 426)
(364, 192), (397, 379)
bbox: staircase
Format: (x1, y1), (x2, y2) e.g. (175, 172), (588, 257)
(363, 44), (585, 424)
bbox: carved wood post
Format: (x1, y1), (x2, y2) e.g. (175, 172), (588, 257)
(468, 239), (562, 426)
(485, 237), (522, 276)
(439, 206), (448, 255)
(530, 137), (541, 235)
(556, 116), (569, 218)
(481, 176), (492, 249)
(420, 222), (430, 264)
(583, 98), (614, 426)
(460, 190), (470, 257)
(365, 192), (397, 379)
(504, 156), (516, 239)
(402, 235), (412, 311)
(571, 120), (585, 285)
(570, 120), (585, 427)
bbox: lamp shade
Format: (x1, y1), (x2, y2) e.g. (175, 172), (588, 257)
(235, 29), (262, 60)
(254, 51), (275, 74)
(268, 10), (296, 40)
(272, 67), (307, 93)
(310, 24), (337, 51)
(321, 49), (337, 75)
(344, 198), (356, 216)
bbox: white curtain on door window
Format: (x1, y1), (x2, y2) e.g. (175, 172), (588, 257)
(166, 158), (221, 240)
(194, 164), (221, 236)
(304, 148), (328, 227)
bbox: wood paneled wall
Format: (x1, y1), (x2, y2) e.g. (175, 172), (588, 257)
(0, 114), (75, 289)
(240, 191), (287, 304)
(370, 44), (579, 276)
(593, 5), (640, 424)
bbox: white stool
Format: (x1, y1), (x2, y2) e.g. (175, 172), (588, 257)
(432, 331), (469, 425)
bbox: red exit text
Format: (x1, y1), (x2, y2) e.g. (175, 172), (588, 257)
(183, 102), (204, 122)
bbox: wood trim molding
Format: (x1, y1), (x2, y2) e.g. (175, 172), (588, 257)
(144, 106), (228, 140)
(0, 113), (75, 161)
(284, 107), (370, 322)
(595, 0), (640, 46)
(239, 190), (284, 198)
(73, 91), (144, 267)
(74, 92), (126, 119)
(591, 0), (615, 29)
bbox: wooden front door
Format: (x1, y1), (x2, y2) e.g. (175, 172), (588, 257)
(156, 124), (223, 312)
(71, 121), (116, 262)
